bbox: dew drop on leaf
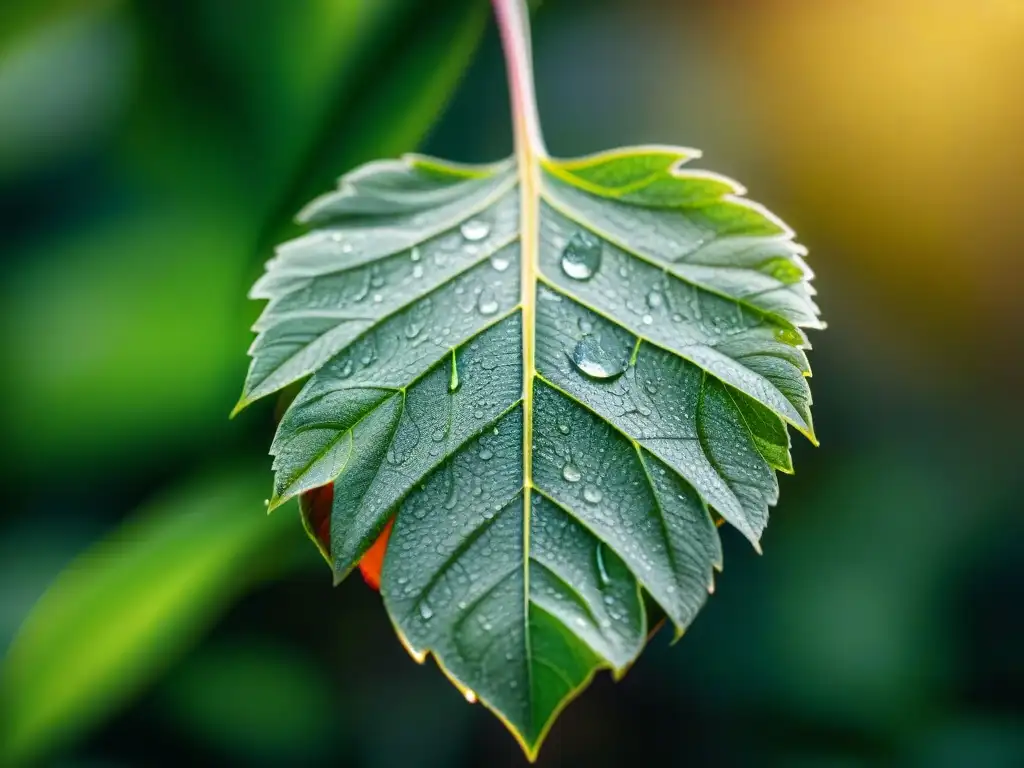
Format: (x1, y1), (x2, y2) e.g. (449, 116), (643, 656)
(420, 604), (434, 620)
(583, 485), (603, 505)
(560, 231), (602, 280)
(558, 423), (570, 435)
(460, 219), (490, 241)
(490, 253), (510, 272)
(646, 289), (663, 309)
(477, 290), (499, 316)
(562, 463), (582, 483)
(568, 336), (628, 380)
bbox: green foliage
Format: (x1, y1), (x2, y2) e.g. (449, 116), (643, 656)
(239, 142), (821, 755)
(0, 469), (302, 766)
(0, 1), (488, 762)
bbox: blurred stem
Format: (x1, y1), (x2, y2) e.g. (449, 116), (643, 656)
(492, 0), (546, 158)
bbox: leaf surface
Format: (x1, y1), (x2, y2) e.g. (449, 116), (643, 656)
(240, 140), (822, 754)
(238, 2), (821, 758)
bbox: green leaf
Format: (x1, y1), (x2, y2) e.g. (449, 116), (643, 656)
(0, 468), (302, 766)
(236, 1), (822, 759)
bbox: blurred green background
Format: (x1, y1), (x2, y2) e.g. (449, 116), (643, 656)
(1, 0), (1022, 765)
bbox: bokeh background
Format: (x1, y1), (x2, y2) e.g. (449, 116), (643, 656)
(1, 0), (1022, 765)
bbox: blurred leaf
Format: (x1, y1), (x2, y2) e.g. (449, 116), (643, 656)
(159, 639), (338, 764)
(1, 0), (488, 476)
(237, 9), (822, 750)
(0, 467), (303, 766)
(0, 6), (134, 180)
(0, 0), (118, 56)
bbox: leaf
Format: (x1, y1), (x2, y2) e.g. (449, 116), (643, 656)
(236, 0), (822, 758)
(0, 468), (303, 766)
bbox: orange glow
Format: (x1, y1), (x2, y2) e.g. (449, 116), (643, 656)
(358, 519), (393, 591)
(298, 484), (394, 591)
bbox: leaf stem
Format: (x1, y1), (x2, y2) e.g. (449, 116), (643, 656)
(492, 0), (546, 158)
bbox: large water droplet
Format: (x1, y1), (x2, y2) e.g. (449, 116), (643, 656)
(558, 423), (570, 435)
(595, 544), (611, 587)
(477, 290), (499, 315)
(479, 447), (494, 461)
(583, 485), (603, 505)
(410, 245), (421, 262)
(490, 253), (510, 272)
(560, 231), (603, 280)
(569, 336), (628, 380)
(420, 603), (434, 620)
(562, 463), (582, 483)
(412, 264), (424, 279)
(461, 219), (490, 241)
(646, 289), (663, 309)
(463, 689), (477, 704)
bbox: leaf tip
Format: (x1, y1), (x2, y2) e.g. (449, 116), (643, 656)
(229, 396), (251, 419)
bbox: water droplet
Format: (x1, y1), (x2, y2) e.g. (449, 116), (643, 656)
(578, 317), (594, 334)
(463, 689), (477, 704)
(262, 498), (269, 508)
(330, 232), (343, 242)
(647, 290), (663, 309)
(558, 423), (570, 435)
(490, 253), (510, 272)
(560, 231), (603, 280)
(341, 243), (353, 254)
(410, 246), (421, 262)
(568, 336), (628, 380)
(420, 604), (434, 620)
(373, 293), (383, 303)
(775, 327), (803, 345)
(477, 290), (499, 315)
(460, 219), (490, 241)
(449, 362), (460, 392)
(412, 264), (424, 279)
(562, 463), (582, 483)
(671, 313), (682, 323)
(596, 545), (611, 587)
(642, 314), (653, 325)
(583, 485), (603, 505)
(479, 448), (494, 461)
